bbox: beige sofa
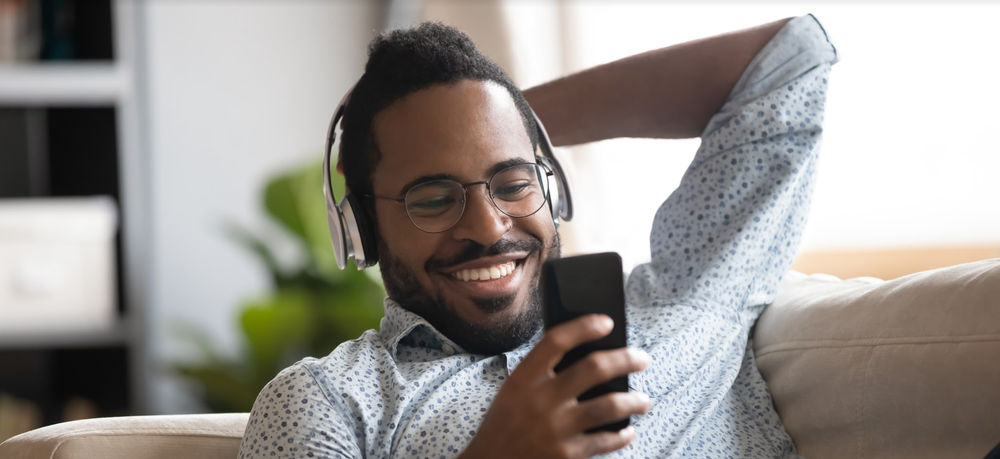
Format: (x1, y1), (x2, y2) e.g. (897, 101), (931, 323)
(2, 259), (998, 459)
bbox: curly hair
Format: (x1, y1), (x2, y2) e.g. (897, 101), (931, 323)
(340, 22), (539, 199)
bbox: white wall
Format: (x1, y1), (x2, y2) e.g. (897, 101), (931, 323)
(142, 1), (379, 413)
(555, 3), (1000, 269)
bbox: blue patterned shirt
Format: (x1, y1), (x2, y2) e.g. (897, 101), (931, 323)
(240, 15), (838, 459)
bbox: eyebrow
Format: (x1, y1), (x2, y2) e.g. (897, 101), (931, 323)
(396, 157), (535, 196)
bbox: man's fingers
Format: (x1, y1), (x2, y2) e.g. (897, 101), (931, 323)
(565, 426), (636, 459)
(554, 347), (650, 398)
(517, 314), (614, 381)
(570, 391), (650, 433)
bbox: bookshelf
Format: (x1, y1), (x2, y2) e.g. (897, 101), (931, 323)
(0, 0), (149, 438)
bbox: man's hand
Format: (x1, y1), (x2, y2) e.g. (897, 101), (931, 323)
(459, 314), (651, 459)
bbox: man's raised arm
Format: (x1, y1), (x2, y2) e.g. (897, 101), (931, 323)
(523, 18), (791, 145)
(460, 16), (835, 459)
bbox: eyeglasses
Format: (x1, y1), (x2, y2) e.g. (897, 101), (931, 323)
(366, 163), (554, 233)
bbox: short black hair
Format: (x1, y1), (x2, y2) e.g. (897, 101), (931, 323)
(340, 22), (539, 198)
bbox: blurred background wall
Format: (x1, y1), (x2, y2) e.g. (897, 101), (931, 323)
(547, 3), (1000, 274)
(141, 0), (380, 414)
(1, 0), (998, 431)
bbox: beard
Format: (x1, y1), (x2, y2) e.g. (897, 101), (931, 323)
(376, 231), (561, 356)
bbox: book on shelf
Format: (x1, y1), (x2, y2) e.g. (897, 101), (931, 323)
(0, 392), (42, 443)
(0, 0), (41, 63)
(0, 107), (46, 197)
(0, 392), (101, 442)
(0, 0), (112, 63)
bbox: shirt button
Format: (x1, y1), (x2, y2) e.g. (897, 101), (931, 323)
(441, 343), (455, 355)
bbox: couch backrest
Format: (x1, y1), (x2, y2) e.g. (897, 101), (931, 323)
(5, 260), (999, 459)
(755, 259), (1000, 459)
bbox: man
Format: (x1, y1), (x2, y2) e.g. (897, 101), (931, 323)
(240, 13), (837, 459)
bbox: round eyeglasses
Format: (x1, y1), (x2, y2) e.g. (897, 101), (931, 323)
(366, 162), (554, 233)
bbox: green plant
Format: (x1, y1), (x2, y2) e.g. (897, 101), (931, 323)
(175, 161), (385, 413)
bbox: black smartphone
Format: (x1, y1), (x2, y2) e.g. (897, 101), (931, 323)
(540, 252), (629, 433)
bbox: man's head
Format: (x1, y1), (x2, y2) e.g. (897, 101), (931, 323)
(338, 22), (561, 355)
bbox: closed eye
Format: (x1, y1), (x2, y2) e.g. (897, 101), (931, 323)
(493, 181), (531, 201)
(407, 195), (458, 217)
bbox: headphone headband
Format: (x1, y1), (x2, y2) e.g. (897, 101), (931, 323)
(323, 82), (573, 270)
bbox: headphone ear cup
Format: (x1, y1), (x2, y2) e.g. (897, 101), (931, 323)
(536, 156), (561, 224)
(548, 170), (562, 223)
(531, 110), (573, 223)
(343, 194), (379, 267)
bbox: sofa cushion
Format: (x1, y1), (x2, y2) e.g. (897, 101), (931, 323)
(0, 413), (249, 459)
(754, 259), (1000, 459)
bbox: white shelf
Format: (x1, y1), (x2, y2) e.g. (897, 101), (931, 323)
(0, 63), (129, 105)
(0, 320), (128, 349)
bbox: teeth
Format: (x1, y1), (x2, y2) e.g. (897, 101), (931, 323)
(452, 261), (518, 282)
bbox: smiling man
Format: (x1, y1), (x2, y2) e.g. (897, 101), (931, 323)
(240, 14), (838, 459)
(368, 79), (558, 356)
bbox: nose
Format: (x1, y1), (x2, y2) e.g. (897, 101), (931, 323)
(449, 185), (511, 246)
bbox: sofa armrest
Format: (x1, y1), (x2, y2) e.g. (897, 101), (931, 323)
(0, 413), (249, 459)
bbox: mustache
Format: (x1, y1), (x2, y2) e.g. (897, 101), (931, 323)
(425, 236), (544, 272)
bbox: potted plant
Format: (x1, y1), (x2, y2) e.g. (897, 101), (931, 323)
(175, 161), (385, 413)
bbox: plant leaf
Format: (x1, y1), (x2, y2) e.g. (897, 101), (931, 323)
(176, 157), (388, 414)
(264, 172), (309, 241)
(220, 219), (287, 287)
(174, 364), (260, 413)
(240, 291), (314, 374)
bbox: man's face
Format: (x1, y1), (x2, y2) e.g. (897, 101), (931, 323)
(370, 80), (560, 355)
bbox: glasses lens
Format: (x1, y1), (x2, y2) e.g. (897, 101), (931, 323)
(404, 180), (466, 232)
(490, 164), (549, 217)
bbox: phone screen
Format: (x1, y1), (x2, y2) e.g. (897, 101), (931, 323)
(540, 252), (629, 432)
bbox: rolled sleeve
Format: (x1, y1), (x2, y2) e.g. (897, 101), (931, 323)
(239, 362), (363, 459)
(632, 14), (838, 325)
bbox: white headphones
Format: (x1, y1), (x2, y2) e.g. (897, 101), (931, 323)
(322, 83), (574, 270)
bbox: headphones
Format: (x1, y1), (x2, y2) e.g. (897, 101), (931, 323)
(323, 83), (574, 270)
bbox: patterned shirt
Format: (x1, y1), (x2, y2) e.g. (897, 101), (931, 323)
(240, 14), (838, 459)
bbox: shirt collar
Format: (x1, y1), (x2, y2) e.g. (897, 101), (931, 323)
(378, 297), (465, 355)
(377, 297), (542, 363)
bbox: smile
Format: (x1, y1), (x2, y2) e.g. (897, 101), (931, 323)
(438, 253), (532, 298)
(450, 261), (517, 282)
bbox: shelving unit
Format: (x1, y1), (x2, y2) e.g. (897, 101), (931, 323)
(0, 0), (150, 431)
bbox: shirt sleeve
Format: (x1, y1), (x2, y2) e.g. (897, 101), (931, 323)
(239, 361), (364, 459)
(629, 14), (838, 325)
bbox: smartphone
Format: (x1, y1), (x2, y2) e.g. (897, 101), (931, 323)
(540, 252), (629, 433)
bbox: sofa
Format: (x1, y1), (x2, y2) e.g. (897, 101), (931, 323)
(2, 258), (998, 459)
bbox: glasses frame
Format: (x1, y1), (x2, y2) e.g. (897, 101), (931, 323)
(365, 162), (555, 234)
